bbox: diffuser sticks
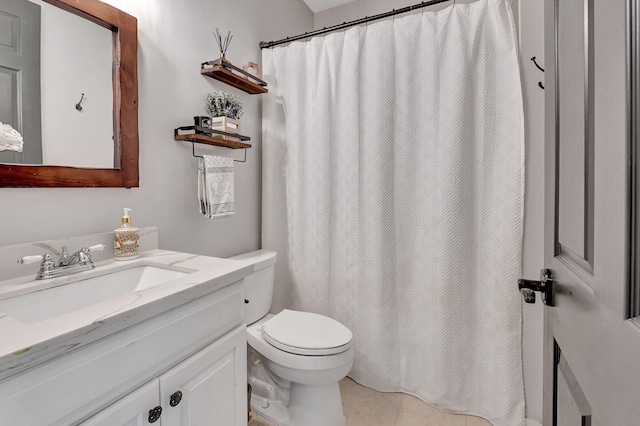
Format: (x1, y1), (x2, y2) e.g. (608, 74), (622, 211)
(215, 28), (233, 59)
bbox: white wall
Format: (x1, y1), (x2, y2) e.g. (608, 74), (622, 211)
(315, 0), (545, 423)
(0, 0), (313, 258)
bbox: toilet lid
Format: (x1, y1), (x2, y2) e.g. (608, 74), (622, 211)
(262, 309), (353, 356)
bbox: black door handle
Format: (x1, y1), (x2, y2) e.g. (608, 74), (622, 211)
(518, 269), (554, 306)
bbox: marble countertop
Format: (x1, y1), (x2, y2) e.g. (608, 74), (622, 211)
(0, 248), (253, 382)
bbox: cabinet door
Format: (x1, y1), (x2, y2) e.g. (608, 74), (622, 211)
(160, 326), (247, 426)
(80, 380), (160, 426)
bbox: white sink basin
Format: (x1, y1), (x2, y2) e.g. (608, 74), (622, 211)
(0, 265), (188, 324)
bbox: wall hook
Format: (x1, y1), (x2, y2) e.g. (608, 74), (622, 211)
(531, 57), (545, 89)
(75, 93), (85, 111)
(531, 56), (545, 73)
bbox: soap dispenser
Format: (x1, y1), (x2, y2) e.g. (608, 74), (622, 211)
(114, 208), (139, 261)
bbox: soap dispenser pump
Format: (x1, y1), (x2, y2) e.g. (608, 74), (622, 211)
(114, 208), (139, 260)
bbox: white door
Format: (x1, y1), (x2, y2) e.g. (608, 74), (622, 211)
(80, 380), (161, 426)
(0, 0), (41, 164)
(159, 327), (247, 426)
(540, 0), (640, 424)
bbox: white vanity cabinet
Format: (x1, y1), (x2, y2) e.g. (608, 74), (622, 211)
(83, 326), (246, 426)
(80, 380), (161, 426)
(0, 281), (247, 426)
(158, 328), (245, 426)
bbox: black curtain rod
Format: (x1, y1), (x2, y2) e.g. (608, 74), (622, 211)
(260, 0), (453, 49)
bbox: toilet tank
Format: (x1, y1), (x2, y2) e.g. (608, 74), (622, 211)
(229, 250), (277, 325)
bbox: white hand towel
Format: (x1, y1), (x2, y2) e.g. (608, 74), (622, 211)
(0, 122), (23, 152)
(198, 155), (234, 218)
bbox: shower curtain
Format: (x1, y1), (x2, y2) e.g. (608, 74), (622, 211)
(262, 1), (524, 424)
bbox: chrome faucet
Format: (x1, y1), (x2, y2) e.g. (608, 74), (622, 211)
(18, 244), (105, 280)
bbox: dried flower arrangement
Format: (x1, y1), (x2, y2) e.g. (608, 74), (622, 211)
(203, 91), (244, 120)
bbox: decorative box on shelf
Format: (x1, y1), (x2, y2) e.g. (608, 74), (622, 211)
(211, 117), (240, 141)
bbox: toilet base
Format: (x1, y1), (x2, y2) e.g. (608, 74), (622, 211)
(251, 394), (293, 426)
(289, 382), (346, 426)
(250, 382), (346, 426)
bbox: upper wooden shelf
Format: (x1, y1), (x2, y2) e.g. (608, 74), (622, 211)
(201, 64), (268, 95)
(175, 133), (251, 149)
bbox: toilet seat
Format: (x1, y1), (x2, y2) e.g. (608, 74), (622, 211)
(261, 309), (353, 356)
(247, 315), (354, 372)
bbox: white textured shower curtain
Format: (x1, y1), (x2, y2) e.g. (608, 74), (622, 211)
(262, 1), (524, 424)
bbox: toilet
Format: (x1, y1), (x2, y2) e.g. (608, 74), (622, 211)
(230, 250), (354, 426)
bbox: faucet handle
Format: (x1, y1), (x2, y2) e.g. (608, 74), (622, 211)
(19, 253), (56, 280)
(87, 244), (106, 252)
(18, 255), (44, 265)
(76, 244), (106, 264)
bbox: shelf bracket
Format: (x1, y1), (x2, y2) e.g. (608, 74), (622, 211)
(236, 148), (247, 163)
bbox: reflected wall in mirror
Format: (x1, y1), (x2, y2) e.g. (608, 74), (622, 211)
(40, 0), (113, 168)
(0, 0), (138, 187)
(0, 0), (114, 168)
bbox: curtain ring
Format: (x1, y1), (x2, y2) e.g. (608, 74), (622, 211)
(422, 2), (426, 16)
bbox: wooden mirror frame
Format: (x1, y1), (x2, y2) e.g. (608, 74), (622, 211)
(0, 0), (138, 188)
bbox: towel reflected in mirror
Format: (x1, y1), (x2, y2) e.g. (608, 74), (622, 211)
(0, 122), (24, 153)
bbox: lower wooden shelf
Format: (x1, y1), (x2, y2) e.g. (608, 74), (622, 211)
(175, 133), (251, 149)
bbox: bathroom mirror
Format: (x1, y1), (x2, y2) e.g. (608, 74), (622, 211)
(0, 0), (138, 187)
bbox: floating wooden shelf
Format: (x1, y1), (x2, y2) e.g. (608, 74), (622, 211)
(201, 64), (268, 94)
(175, 133), (251, 149)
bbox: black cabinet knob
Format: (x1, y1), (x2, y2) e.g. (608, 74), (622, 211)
(170, 390), (183, 407)
(148, 406), (162, 423)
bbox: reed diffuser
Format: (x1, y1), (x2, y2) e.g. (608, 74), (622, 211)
(214, 28), (233, 63)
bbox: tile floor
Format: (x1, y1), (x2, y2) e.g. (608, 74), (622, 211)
(248, 377), (492, 426)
